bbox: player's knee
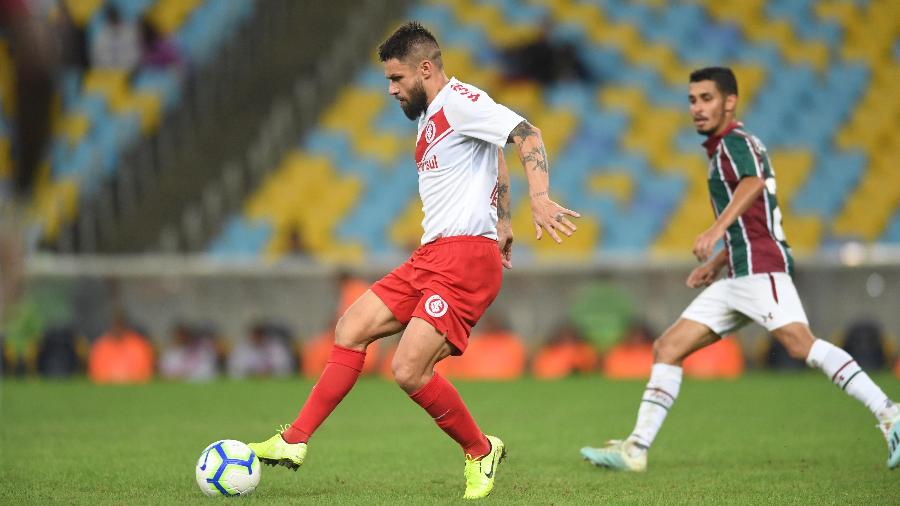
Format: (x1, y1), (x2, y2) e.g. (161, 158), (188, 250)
(391, 358), (427, 393)
(774, 328), (814, 360)
(652, 338), (683, 365)
(334, 313), (368, 351)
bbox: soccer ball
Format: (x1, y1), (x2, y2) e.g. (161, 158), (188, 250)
(195, 440), (261, 497)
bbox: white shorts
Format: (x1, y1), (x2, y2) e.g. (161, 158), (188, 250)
(681, 272), (808, 335)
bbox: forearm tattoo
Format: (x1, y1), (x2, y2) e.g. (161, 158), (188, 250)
(507, 121), (549, 174)
(496, 183), (511, 220)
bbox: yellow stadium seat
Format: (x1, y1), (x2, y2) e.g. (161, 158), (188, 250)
(598, 86), (645, 113)
(768, 150), (813, 204)
(653, 181), (710, 255)
(0, 137), (10, 178)
(494, 82), (543, 119)
(590, 172), (634, 203)
(511, 196), (600, 260)
(623, 43), (676, 70)
(441, 48), (477, 80)
(729, 64), (765, 105)
(147, 0), (203, 35)
(531, 108), (577, 157)
(322, 88), (384, 133)
(781, 213), (822, 254)
(0, 40), (13, 117)
(63, 0), (104, 27)
(57, 113), (91, 146)
(82, 69), (129, 102)
(549, 0), (605, 27)
(390, 197), (425, 251)
(354, 132), (405, 164)
(783, 41), (829, 71)
(660, 152), (706, 176)
(111, 91), (163, 136)
(590, 22), (640, 49)
(32, 177), (79, 242)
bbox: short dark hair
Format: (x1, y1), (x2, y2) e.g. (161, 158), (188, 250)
(689, 67), (738, 96)
(378, 21), (442, 68)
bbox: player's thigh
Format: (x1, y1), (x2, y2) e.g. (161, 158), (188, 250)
(731, 273), (809, 333)
(678, 279), (746, 344)
(335, 289), (405, 350)
(391, 317), (455, 392)
(771, 322), (816, 360)
(654, 318), (719, 365)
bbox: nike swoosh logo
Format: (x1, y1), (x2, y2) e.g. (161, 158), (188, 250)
(484, 448), (500, 479)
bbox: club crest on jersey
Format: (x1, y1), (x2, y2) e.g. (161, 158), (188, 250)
(424, 294), (448, 318)
(424, 120), (436, 143)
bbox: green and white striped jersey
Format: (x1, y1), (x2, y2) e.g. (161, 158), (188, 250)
(702, 122), (794, 278)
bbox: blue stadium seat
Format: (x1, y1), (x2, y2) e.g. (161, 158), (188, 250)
(209, 217), (274, 257)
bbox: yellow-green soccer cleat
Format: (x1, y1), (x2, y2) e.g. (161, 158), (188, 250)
(463, 435), (507, 500)
(580, 439), (647, 472)
(248, 431), (307, 471)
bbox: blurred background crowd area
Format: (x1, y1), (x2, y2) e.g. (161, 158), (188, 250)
(1, 0), (899, 381)
(5, 272), (900, 382)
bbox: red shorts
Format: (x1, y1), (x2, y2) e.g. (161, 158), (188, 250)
(371, 236), (502, 355)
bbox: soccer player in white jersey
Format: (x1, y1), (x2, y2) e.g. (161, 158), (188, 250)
(249, 22), (579, 499)
(581, 67), (900, 472)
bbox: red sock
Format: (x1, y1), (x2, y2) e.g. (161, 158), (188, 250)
(282, 345), (365, 444)
(409, 373), (491, 458)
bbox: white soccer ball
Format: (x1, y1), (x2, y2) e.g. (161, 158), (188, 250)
(195, 439), (261, 497)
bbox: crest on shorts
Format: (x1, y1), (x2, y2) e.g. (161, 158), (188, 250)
(424, 120), (436, 143)
(424, 294), (448, 318)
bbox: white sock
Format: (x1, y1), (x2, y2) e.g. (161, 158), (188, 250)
(627, 363), (683, 451)
(806, 339), (895, 422)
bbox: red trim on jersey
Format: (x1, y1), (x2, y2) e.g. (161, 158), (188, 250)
(415, 108), (451, 164)
(767, 273), (779, 303)
(703, 121), (742, 158)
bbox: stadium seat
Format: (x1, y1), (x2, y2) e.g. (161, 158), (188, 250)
(207, 0), (900, 259)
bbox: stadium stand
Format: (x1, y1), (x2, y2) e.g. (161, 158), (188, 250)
(8, 0), (254, 245)
(207, 0), (899, 263)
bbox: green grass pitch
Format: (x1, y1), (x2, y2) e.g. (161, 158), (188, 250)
(2, 374), (898, 504)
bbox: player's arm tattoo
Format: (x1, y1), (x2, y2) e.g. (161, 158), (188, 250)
(496, 182), (511, 221)
(496, 147), (512, 222)
(507, 120), (549, 174)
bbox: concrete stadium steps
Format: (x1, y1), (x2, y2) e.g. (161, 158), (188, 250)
(29, 0), (254, 247)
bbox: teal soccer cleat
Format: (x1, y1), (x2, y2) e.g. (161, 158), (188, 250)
(580, 439), (647, 472)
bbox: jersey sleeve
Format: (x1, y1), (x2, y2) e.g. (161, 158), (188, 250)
(722, 134), (764, 179)
(443, 84), (525, 147)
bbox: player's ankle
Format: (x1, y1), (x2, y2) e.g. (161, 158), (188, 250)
(624, 437), (648, 458)
(876, 400), (900, 424)
(281, 425), (309, 445)
(465, 435), (491, 460)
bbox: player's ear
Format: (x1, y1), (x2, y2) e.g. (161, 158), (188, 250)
(419, 59), (433, 78)
(724, 94), (738, 114)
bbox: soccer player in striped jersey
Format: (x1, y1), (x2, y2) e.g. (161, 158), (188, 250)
(581, 67), (900, 471)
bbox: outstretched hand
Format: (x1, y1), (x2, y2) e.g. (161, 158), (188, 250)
(530, 195), (580, 243)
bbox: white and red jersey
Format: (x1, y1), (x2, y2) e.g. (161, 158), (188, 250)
(414, 77), (524, 244)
